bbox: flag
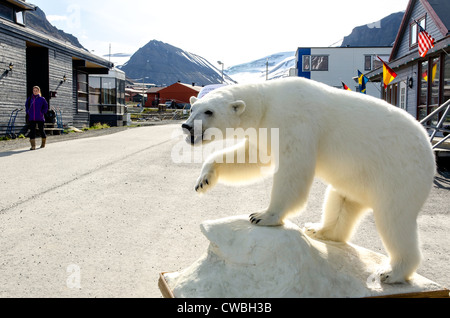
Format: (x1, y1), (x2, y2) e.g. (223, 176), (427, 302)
(358, 70), (369, 94)
(377, 56), (397, 89)
(342, 82), (351, 91)
(415, 20), (435, 58)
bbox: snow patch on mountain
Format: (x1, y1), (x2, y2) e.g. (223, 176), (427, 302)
(225, 52), (296, 83)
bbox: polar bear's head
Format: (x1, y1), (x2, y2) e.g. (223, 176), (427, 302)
(182, 90), (246, 145)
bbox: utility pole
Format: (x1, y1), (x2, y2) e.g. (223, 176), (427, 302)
(217, 61), (224, 83)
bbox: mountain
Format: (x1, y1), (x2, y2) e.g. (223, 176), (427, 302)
(118, 40), (236, 86)
(225, 52), (296, 83)
(341, 12), (404, 47)
(25, 6), (86, 50)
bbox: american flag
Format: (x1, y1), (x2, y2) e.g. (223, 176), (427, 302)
(416, 20), (435, 57)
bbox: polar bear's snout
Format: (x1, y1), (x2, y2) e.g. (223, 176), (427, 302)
(181, 123), (192, 132)
(182, 123), (203, 145)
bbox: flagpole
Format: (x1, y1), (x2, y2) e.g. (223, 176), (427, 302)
(369, 80), (382, 93)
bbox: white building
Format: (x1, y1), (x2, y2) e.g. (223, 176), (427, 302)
(295, 47), (392, 98)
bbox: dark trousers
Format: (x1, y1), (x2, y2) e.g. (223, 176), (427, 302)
(29, 121), (46, 139)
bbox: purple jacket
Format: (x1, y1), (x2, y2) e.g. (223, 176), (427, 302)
(26, 95), (49, 122)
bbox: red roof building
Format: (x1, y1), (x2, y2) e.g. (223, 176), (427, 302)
(150, 82), (202, 107)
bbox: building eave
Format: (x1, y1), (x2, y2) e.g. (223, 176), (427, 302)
(5, 0), (36, 11)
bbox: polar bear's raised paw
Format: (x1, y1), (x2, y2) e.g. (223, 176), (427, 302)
(195, 165), (218, 194)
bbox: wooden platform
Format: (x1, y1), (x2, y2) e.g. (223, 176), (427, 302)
(158, 272), (449, 298)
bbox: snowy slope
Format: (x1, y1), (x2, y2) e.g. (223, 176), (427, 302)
(225, 52), (296, 83)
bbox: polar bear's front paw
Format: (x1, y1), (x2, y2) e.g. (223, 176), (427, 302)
(249, 211), (284, 226)
(195, 168), (218, 193)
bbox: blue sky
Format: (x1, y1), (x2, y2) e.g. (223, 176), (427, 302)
(28, 0), (410, 67)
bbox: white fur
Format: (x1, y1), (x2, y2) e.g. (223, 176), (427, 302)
(183, 77), (436, 283)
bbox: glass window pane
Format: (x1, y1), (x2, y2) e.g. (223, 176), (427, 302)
(77, 72), (89, 112)
(419, 60), (428, 106)
(0, 5), (14, 21)
(411, 23), (417, 46)
(311, 56), (328, 71)
(302, 56), (310, 71)
(365, 56), (372, 71)
(444, 55), (450, 103)
(101, 78), (116, 105)
(89, 77), (101, 106)
(430, 58), (440, 106)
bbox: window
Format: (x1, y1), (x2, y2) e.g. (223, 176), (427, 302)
(430, 57), (441, 106)
(89, 77), (101, 114)
(0, 4), (14, 21)
(386, 83), (398, 106)
(88, 76), (125, 115)
(364, 55), (389, 71)
(444, 55), (450, 104)
(302, 56), (310, 71)
(418, 57), (442, 122)
(77, 72), (89, 112)
(443, 55), (450, 126)
(399, 81), (407, 110)
(303, 55), (328, 71)
(16, 11), (24, 24)
(102, 78), (116, 105)
(410, 17), (426, 47)
(118, 79), (125, 106)
(364, 56), (372, 71)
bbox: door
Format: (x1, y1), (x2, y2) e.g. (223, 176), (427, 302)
(26, 45), (49, 101)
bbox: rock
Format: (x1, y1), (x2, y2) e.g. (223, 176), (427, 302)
(163, 215), (445, 298)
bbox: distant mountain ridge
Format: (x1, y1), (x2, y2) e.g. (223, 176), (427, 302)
(118, 40), (236, 86)
(341, 12), (404, 47)
(25, 6), (86, 50)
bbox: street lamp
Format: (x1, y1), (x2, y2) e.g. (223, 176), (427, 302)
(217, 61), (224, 83)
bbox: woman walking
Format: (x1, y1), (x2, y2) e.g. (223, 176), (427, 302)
(25, 86), (48, 150)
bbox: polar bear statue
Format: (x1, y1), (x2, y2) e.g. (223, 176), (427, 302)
(181, 77), (436, 284)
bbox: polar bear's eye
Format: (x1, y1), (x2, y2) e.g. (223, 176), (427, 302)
(204, 110), (213, 116)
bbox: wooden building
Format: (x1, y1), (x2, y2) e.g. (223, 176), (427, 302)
(365, 0), (450, 121)
(144, 87), (163, 107)
(149, 82), (202, 108)
(0, 0), (113, 136)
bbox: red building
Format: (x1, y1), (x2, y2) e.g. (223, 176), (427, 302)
(147, 82), (202, 107)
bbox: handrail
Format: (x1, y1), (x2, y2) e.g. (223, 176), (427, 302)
(419, 99), (450, 124)
(420, 99), (450, 150)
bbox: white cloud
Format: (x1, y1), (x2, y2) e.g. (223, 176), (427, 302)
(46, 15), (68, 23)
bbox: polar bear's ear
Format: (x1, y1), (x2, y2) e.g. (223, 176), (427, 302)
(230, 100), (246, 116)
(190, 96), (198, 105)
